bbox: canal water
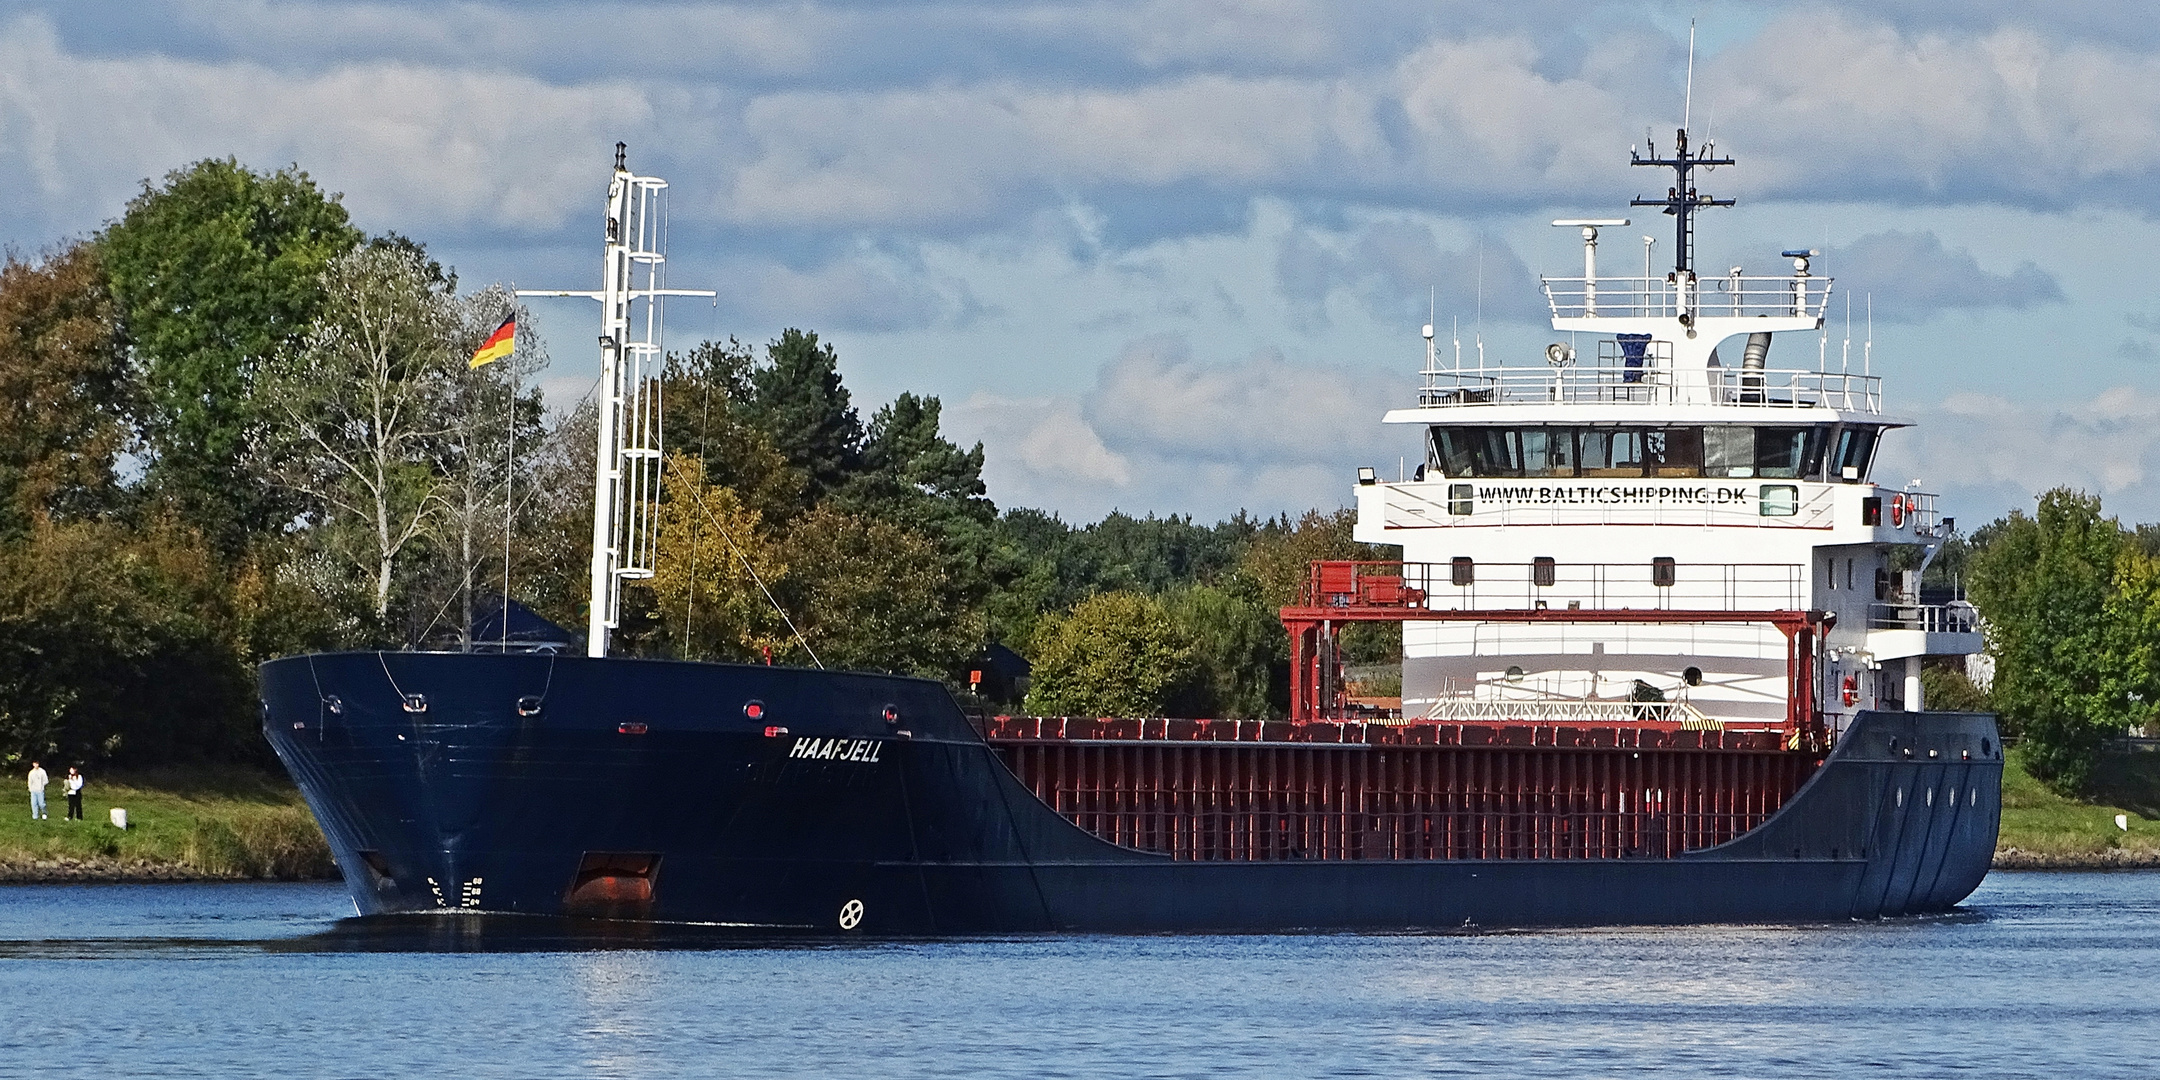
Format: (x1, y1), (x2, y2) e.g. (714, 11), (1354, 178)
(0, 871), (2153, 1078)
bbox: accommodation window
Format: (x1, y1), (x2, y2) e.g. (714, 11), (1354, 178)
(1451, 557), (1475, 587)
(1651, 557), (1677, 588)
(1533, 557), (1556, 587)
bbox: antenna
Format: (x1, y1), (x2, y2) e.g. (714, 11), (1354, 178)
(1630, 43), (1735, 277)
(518, 144), (716, 658)
(1841, 289), (1852, 373)
(1683, 20), (1696, 134)
(1476, 235), (1486, 372)
(1864, 293), (1873, 377)
(1420, 289), (1438, 390)
(1642, 235), (1656, 315)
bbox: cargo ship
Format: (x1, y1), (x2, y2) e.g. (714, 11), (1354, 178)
(261, 131), (2002, 932)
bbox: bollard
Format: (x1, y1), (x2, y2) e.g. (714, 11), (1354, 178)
(109, 807), (127, 830)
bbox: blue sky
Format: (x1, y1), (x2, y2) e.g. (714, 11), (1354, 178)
(15, 1), (2160, 525)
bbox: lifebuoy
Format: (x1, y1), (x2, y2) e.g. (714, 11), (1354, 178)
(1841, 675), (1859, 707)
(1889, 494), (1906, 528)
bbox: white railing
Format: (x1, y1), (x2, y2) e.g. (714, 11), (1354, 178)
(1868, 601), (1979, 634)
(1541, 274), (1832, 321)
(1416, 366), (1882, 412)
(1868, 490), (1945, 539)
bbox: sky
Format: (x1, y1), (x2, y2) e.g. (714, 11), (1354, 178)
(13, 0), (2160, 526)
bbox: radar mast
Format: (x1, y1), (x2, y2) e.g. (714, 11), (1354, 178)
(1630, 128), (1734, 274)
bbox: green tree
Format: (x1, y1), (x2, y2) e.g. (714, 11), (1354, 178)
(1024, 590), (1199, 717)
(663, 339), (803, 523)
(777, 505), (976, 676)
(0, 243), (127, 536)
(1967, 488), (2139, 792)
(100, 159), (362, 549)
(841, 391), (1000, 620)
(643, 452), (790, 662)
(253, 244), (459, 623)
(1163, 580), (1280, 718)
(748, 328), (863, 503)
(0, 516), (255, 765)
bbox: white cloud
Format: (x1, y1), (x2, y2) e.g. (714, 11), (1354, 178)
(946, 335), (1412, 520)
(1884, 387), (2160, 523)
(1276, 219), (1544, 328)
(1830, 230), (2063, 323)
(730, 253), (987, 333)
(0, 15), (648, 237)
(946, 392), (1134, 508)
(1707, 13), (2160, 208)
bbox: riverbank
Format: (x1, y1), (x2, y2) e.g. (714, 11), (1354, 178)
(1996, 750), (2160, 868)
(0, 764), (333, 882)
(0, 752), (2154, 882)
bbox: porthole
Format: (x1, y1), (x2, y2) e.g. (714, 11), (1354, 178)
(744, 700), (766, 721)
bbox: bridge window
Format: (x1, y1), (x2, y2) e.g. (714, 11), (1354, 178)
(1833, 426), (1879, 482)
(1577, 429), (1646, 476)
(1428, 425), (1829, 480)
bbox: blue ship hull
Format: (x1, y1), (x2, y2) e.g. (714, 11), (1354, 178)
(260, 651), (2001, 933)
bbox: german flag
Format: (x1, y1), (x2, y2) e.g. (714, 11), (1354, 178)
(469, 315), (516, 369)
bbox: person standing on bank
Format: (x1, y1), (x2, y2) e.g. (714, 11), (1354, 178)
(64, 768), (83, 821)
(26, 762), (47, 820)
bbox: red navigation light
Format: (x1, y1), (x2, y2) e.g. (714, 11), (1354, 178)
(764, 725), (789, 738)
(744, 700), (765, 721)
(969, 669), (982, 686)
(617, 722), (648, 735)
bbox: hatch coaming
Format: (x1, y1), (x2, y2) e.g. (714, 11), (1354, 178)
(981, 716), (1816, 862)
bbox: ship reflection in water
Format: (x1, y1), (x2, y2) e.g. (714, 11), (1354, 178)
(272, 912), (889, 953)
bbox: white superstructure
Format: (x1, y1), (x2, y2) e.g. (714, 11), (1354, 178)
(1351, 128), (1980, 732)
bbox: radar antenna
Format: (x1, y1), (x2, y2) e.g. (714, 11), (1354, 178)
(519, 144), (716, 657)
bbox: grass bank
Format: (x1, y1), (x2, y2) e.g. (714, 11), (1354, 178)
(1996, 749), (2160, 868)
(0, 764), (333, 882)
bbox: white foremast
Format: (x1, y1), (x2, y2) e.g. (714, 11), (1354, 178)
(520, 144), (715, 658)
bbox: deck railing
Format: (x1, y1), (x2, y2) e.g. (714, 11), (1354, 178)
(1868, 601), (1980, 634)
(1416, 365), (1882, 412)
(1540, 273), (1833, 321)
